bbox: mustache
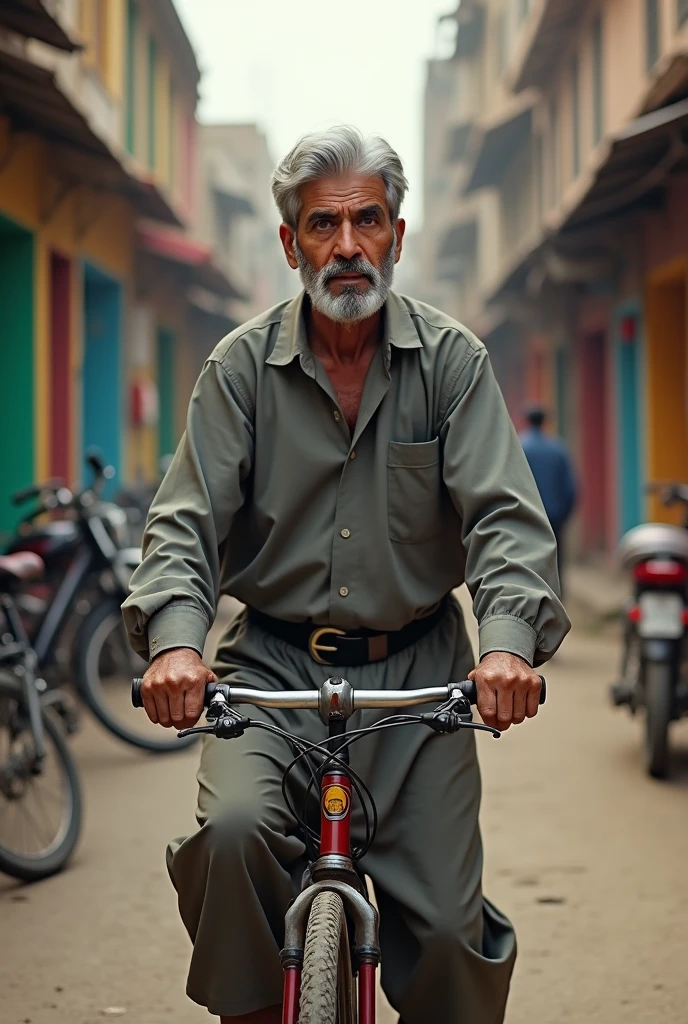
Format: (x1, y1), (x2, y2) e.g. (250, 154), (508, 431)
(319, 256), (378, 284)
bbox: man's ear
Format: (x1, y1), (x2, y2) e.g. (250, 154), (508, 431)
(279, 224), (299, 270)
(394, 218), (406, 264)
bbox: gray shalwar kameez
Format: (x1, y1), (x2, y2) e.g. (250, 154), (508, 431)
(123, 290), (570, 1021)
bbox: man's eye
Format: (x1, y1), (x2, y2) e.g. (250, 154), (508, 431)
(360, 216), (376, 226)
(316, 219), (333, 230)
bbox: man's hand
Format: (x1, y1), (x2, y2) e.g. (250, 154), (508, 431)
(468, 652), (542, 732)
(141, 648), (217, 730)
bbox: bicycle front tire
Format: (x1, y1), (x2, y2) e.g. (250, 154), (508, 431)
(299, 890), (356, 1024)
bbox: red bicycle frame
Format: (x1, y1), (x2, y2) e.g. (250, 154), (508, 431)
(282, 764), (379, 1024)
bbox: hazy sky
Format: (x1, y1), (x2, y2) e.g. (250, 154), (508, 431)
(174, 0), (454, 229)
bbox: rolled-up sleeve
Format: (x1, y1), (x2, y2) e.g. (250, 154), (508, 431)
(439, 341), (570, 667)
(122, 357), (254, 661)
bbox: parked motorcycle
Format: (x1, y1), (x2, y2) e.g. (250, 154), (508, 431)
(611, 483), (688, 778)
(4, 453), (196, 754)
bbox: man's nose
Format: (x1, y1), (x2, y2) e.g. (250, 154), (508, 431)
(333, 222), (362, 261)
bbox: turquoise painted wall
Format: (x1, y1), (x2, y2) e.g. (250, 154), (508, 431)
(615, 300), (644, 537)
(0, 215), (34, 539)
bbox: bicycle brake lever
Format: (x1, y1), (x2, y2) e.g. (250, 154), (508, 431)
(420, 712), (501, 739)
(177, 714), (251, 740)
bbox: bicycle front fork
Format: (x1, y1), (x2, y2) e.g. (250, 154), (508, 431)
(280, 878), (380, 1024)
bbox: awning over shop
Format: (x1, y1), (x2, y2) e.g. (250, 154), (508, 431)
(563, 96), (688, 232)
(447, 122), (473, 163)
(512, 0), (583, 92)
(188, 285), (240, 332)
(464, 99), (533, 193)
(437, 217), (477, 280)
(438, 218), (477, 260)
(0, 0), (81, 52)
(0, 50), (181, 225)
(214, 186), (255, 219)
(135, 223), (247, 300)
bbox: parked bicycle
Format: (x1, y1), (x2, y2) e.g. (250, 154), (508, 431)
(0, 552), (82, 881)
(612, 482), (688, 778)
(132, 673), (545, 1022)
(6, 453), (195, 754)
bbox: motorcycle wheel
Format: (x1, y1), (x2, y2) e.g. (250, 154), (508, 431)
(0, 673), (82, 881)
(644, 660), (674, 779)
(74, 597), (199, 754)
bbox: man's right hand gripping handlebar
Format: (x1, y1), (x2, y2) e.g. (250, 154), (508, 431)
(139, 648), (217, 731)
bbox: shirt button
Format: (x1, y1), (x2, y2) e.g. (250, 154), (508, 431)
(349, 450), (356, 460)
(339, 586), (349, 597)
(340, 528), (351, 539)
(333, 410), (340, 421)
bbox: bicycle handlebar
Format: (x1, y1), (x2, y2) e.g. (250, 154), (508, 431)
(131, 676), (546, 711)
(12, 479), (65, 506)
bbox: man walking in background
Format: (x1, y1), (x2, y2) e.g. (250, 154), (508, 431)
(520, 405), (577, 594)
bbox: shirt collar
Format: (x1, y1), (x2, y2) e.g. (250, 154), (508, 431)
(265, 289), (422, 367)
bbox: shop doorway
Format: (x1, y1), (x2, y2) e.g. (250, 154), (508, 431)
(49, 252), (73, 483)
(0, 214), (34, 536)
(82, 262), (122, 494)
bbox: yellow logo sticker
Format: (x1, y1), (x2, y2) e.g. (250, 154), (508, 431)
(323, 785), (348, 820)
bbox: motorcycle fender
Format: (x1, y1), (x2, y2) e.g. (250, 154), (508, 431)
(641, 639), (678, 663)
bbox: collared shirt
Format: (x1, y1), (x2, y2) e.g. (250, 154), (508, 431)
(519, 427), (577, 528)
(123, 291), (570, 668)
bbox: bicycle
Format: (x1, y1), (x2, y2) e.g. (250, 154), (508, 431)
(132, 671), (546, 1022)
(0, 552), (82, 880)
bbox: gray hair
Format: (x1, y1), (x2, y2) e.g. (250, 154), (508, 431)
(271, 125), (409, 228)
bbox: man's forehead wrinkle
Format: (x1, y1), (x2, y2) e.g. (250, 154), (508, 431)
(302, 191), (388, 219)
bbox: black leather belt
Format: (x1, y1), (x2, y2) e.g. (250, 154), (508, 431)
(247, 601), (447, 667)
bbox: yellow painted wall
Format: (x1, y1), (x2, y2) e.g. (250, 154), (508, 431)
(645, 258), (688, 523)
(156, 54), (171, 183)
(106, 0), (126, 101)
(0, 117), (135, 483)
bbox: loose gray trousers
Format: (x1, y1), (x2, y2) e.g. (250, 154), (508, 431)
(166, 598), (516, 1021)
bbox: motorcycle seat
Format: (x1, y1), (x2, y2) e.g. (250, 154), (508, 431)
(0, 552), (45, 587)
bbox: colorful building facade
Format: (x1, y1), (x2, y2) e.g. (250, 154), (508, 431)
(420, 0), (688, 558)
(0, 1), (239, 535)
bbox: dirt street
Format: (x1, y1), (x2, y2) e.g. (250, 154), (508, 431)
(2, 599), (688, 1024)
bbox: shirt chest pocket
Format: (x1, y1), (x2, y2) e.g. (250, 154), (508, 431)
(387, 438), (443, 544)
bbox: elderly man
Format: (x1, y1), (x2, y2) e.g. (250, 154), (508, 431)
(123, 126), (569, 1024)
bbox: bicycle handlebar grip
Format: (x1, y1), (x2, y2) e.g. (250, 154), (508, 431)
(131, 678), (220, 708)
(460, 675), (546, 706)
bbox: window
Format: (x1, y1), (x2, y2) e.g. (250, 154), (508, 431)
(571, 56), (580, 178)
(680, 0), (688, 28)
(592, 15), (603, 145)
(646, 0), (660, 69)
(147, 35), (157, 170)
(125, 0), (137, 155)
(549, 99), (559, 207)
